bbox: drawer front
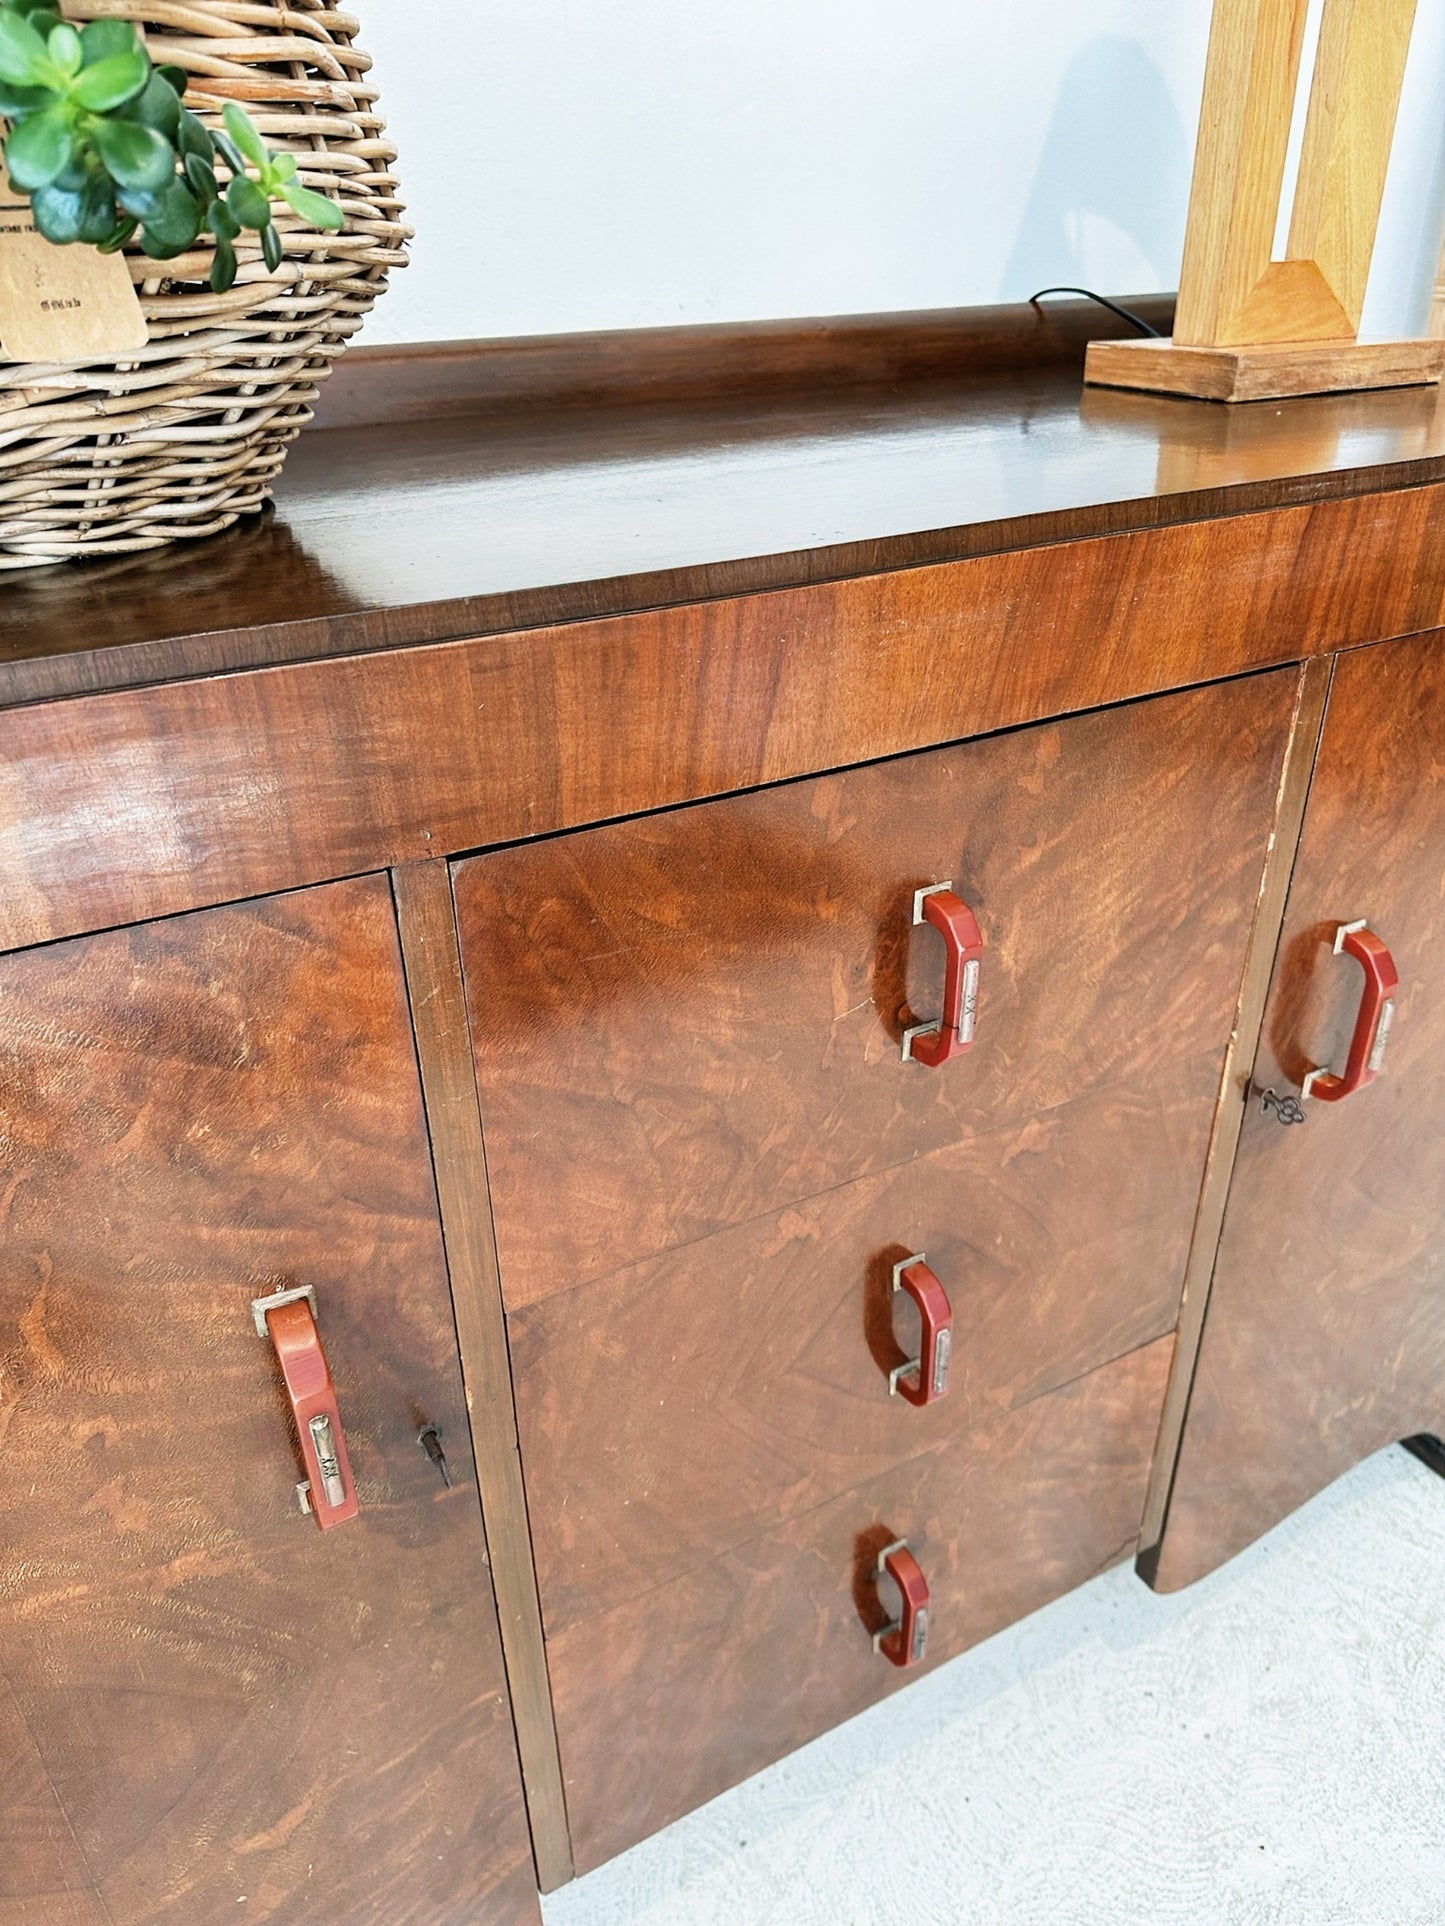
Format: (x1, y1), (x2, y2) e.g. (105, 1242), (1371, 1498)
(514, 1058), (1214, 1634)
(548, 1336), (1171, 1872)
(0, 879), (539, 1926)
(456, 671), (1296, 1309)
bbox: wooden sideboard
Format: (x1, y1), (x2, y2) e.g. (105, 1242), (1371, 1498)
(4, 299), (1445, 1920)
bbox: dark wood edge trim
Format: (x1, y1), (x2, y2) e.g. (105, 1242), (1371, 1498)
(8, 461), (1445, 720)
(313, 294), (1178, 431)
(1136, 655), (1336, 1574)
(391, 859), (575, 1893)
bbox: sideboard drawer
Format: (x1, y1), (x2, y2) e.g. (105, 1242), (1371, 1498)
(546, 1335), (1171, 1872)
(456, 670), (1296, 1310)
(513, 1057), (1213, 1634)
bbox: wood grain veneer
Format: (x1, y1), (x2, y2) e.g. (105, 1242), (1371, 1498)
(1138, 657), (1333, 1557)
(548, 1335), (1173, 1873)
(455, 671), (1296, 1306)
(392, 860), (573, 1894)
(2, 481), (1433, 954)
(1149, 626), (1445, 1589)
(511, 1059), (1224, 1637)
(5, 323), (1445, 710)
(309, 295), (1178, 430)
(0, 876), (539, 1925)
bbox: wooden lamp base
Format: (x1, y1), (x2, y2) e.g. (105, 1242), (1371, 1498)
(1086, 333), (1445, 404)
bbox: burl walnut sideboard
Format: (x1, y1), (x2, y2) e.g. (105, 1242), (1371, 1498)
(4, 298), (1445, 1923)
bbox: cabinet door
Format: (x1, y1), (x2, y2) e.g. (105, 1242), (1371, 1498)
(0, 878), (538, 1926)
(1152, 632), (1445, 1590)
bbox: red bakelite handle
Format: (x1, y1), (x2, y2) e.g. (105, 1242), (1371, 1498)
(1303, 922), (1399, 1103)
(873, 1540), (930, 1668)
(904, 886), (984, 1069)
(890, 1257), (953, 1407)
(262, 1295), (360, 1530)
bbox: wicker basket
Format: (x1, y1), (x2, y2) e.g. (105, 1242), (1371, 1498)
(0, 0), (407, 570)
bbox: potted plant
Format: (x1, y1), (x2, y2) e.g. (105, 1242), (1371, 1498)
(0, 0), (406, 568)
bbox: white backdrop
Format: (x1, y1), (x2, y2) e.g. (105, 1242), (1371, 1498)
(358, 1), (1445, 347)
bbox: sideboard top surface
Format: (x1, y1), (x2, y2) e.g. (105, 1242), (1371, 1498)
(4, 318), (1445, 709)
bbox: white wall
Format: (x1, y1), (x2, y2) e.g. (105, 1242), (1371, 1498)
(358, 1), (1445, 347)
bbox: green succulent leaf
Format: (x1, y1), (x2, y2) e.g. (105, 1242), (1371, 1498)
(0, 9), (49, 86)
(222, 100), (265, 166)
(90, 114), (173, 192)
(45, 20), (81, 76)
(211, 126), (246, 177)
(54, 146), (91, 191)
(137, 174), (200, 250)
(4, 103), (74, 188)
(177, 107), (212, 164)
(97, 212), (137, 252)
(114, 179), (165, 221)
(140, 225), (188, 260)
(75, 171), (119, 243)
(0, 7), (345, 271)
(30, 179), (84, 242)
(70, 50), (150, 112)
(123, 68), (182, 137)
(0, 77), (53, 113)
(183, 150), (216, 202)
(280, 179), (342, 231)
(78, 19), (139, 65)
(209, 231), (236, 292)
(206, 196), (239, 242)
(225, 171), (270, 230)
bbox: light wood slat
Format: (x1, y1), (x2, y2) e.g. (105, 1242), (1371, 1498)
(1085, 332), (1444, 402)
(1175, 0), (1416, 350)
(1287, 0), (1417, 331)
(1175, 0), (1317, 347)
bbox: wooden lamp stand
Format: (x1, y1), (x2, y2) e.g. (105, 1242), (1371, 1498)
(1087, 0), (1445, 403)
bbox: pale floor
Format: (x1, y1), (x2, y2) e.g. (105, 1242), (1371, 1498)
(543, 1448), (1445, 1926)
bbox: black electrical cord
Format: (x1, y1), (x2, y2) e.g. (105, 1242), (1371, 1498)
(1028, 286), (1163, 337)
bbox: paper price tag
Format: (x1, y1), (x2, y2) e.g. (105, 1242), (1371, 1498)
(0, 162), (148, 363)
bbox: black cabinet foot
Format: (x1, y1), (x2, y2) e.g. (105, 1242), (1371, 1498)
(1401, 1435), (1445, 1479)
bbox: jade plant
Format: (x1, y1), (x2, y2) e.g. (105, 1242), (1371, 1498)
(0, 0), (342, 292)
